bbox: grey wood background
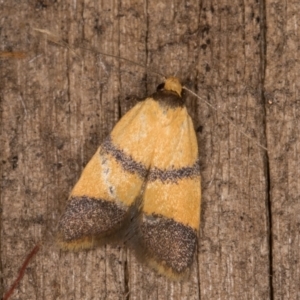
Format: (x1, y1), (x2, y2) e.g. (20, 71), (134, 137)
(1, 0), (299, 299)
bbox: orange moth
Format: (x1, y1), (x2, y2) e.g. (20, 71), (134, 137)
(57, 77), (201, 278)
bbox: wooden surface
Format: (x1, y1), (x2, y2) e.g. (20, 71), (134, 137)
(0, 0), (299, 299)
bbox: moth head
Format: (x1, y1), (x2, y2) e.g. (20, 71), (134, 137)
(164, 77), (182, 97)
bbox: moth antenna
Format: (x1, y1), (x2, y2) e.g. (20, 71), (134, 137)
(78, 46), (166, 80)
(183, 86), (268, 151)
(33, 28), (166, 81)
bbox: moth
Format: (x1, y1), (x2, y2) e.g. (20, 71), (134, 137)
(57, 77), (201, 279)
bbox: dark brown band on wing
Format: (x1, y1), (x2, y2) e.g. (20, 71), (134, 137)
(102, 136), (148, 178)
(102, 136), (200, 183)
(148, 159), (200, 183)
(58, 196), (128, 242)
(139, 213), (197, 274)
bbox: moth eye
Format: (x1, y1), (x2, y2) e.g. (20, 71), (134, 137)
(156, 83), (165, 91)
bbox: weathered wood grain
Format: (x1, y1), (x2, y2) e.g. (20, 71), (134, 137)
(1, 0), (299, 299)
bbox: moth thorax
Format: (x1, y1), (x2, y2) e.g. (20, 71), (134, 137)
(164, 77), (182, 97)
